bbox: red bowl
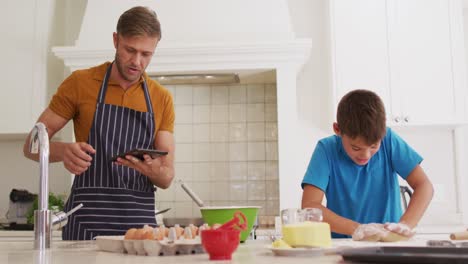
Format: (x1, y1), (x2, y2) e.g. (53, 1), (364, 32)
(201, 229), (241, 260)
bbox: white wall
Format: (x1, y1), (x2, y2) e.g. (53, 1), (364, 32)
(0, 0), (86, 219)
(288, 0), (332, 180)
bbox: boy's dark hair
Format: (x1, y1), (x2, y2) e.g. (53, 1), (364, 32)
(117, 6), (161, 40)
(336, 89), (386, 144)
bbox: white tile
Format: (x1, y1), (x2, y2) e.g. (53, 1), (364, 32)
(211, 105), (229, 123)
(174, 124), (193, 143)
(248, 142), (266, 161)
(211, 181), (230, 201)
(211, 85), (229, 104)
(265, 84), (277, 103)
(192, 162), (211, 181)
(229, 104), (247, 123)
(247, 104), (265, 122)
(193, 105), (211, 123)
(248, 161), (266, 181)
(266, 200), (280, 216)
(265, 161), (279, 180)
(265, 103), (277, 122)
(247, 181), (266, 200)
(175, 143), (193, 162)
(230, 181), (247, 201)
(175, 162), (193, 182)
(210, 123), (229, 142)
(265, 142), (278, 161)
(175, 184), (193, 202)
(211, 200), (232, 207)
(175, 85), (193, 105)
(175, 105), (193, 124)
(210, 162), (229, 181)
(191, 181), (212, 202)
(229, 123), (247, 142)
(247, 122), (265, 141)
(229, 142), (247, 161)
(230, 161), (247, 181)
(193, 85), (211, 104)
(193, 143), (211, 162)
(193, 124), (210, 142)
(175, 201), (195, 218)
(155, 185), (175, 201)
(266, 180), (279, 201)
(229, 85), (247, 103)
(247, 84), (265, 103)
(211, 143), (228, 161)
(192, 206), (202, 218)
(265, 122), (278, 141)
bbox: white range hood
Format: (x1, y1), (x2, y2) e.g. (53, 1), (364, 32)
(53, 0), (312, 210)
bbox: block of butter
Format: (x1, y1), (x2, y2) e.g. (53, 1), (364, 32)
(282, 221), (331, 248)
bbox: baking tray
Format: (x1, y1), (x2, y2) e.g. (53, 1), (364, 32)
(341, 246), (468, 264)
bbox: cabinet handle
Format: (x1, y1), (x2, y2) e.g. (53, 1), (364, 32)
(394, 116), (401, 123)
(404, 116), (409, 123)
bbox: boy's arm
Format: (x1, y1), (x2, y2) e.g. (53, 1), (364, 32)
(301, 184), (360, 236)
(398, 165), (434, 228)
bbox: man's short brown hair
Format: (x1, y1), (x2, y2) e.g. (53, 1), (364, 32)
(117, 6), (161, 40)
(336, 89), (386, 144)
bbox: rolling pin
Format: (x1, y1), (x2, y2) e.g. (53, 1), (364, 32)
(450, 231), (468, 240)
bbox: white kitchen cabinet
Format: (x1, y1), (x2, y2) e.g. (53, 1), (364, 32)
(330, 0), (467, 126)
(0, 0), (52, 134)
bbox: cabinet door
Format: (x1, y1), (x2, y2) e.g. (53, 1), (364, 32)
(388, 0), (459, 125)
(330, 0), (394, 120)
(0, 0), (49, 134)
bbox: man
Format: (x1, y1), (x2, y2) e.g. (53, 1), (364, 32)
(23, 6), (175, 240)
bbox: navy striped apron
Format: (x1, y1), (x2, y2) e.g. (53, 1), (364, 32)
(62, 63), (157, 240)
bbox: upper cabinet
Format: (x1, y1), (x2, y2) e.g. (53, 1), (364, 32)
(0, 0), (52, 134)
(330, 0), (467, 126)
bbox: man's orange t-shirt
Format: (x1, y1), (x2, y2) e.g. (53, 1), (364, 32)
(49, 62), (174, 143)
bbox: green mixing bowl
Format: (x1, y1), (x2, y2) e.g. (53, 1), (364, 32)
(200, 206), (260, 242)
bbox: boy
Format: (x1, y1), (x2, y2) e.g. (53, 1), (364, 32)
(301, 89), (433, 240)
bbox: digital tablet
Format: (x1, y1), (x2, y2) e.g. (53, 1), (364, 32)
(111, 149), (168, 162)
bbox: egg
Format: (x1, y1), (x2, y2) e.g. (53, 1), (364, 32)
(153, 228), (165, 240)
(134, 228), (147, 240)
(174, 224), (184, 239)
(124, 228), (137, 240)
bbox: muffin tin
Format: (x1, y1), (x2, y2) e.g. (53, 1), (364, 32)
(95, 235), (205, 256)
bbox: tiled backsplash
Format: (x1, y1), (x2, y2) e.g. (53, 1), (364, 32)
(155, 83), (279, 220)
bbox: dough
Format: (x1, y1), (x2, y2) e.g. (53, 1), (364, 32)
(380, 231), (409, 242)
(361, 231), (409, 242)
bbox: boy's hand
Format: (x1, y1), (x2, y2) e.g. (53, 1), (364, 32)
(352, 223), (388, 241)
(384, 222), (415, 238)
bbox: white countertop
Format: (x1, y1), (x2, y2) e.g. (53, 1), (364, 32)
(0, 234), (458, 264)
(0, 231), (62, 241)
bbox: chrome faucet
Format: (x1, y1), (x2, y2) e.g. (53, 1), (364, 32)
(29, 122), (82, 249)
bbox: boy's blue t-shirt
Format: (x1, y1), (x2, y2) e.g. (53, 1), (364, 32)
(301, 128), (422, 238)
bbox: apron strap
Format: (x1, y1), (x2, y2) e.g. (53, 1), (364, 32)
(97, 63), (153, 114)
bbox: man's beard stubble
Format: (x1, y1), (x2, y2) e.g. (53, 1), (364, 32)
(114, 52), (140, 83)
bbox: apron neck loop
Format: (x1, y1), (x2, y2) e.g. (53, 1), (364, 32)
(97, 62), (153, 114)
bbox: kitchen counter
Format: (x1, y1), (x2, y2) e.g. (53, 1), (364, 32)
(0, 231), (62, 241)
(0, 234), (456, 264)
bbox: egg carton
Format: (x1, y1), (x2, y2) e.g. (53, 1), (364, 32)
(95, 235), (205, 256)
